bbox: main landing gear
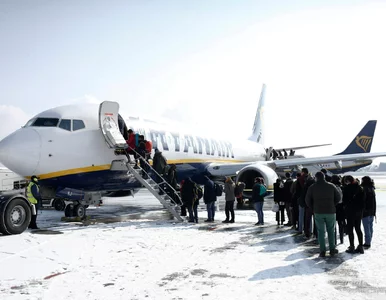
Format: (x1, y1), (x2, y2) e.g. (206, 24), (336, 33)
(52, 198), (89, 219)
(64, 202), (88, 219)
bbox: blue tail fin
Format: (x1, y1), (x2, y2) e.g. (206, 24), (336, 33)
(336, 120), (377, 155)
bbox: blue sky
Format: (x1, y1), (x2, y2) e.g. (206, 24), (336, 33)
(1, 0), (385, 159)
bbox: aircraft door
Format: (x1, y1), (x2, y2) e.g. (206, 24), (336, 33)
(99, 101), (127, 149)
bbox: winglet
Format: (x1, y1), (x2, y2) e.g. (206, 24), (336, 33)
(336, 120), (377, 155)
(248, 83), (266, 144)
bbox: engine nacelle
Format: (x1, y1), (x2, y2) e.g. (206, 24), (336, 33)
(236, 163), (278, 199)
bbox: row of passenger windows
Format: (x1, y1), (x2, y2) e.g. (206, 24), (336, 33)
(25, 118), (85, 131)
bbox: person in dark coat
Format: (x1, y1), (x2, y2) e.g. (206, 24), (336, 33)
(166, 164), (179, 204)
(180, 177), (197, 223)
(283, 172), (293, 226)
(343, 175), (366, 254)
(203, 176), (216, 222)
(152, 148), (167, 194)
(361, 176), (376, 249)
(331, 175), (345, 244)
(274, 178), (286, 225)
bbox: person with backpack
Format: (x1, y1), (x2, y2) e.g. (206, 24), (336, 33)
(223, 177), (235, 223)
(252, 177), (267, 225)
(203, 176), (217, 222)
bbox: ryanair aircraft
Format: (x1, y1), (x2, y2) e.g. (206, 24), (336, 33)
(0, 84), (384, 233)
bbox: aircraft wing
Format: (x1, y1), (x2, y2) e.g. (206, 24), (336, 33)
(272, 143), (332, 151)
(206, 152), (386, 177)
(269, 152), (386, 169)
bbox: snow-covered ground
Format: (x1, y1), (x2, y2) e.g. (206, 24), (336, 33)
(1, 176), (386, 300)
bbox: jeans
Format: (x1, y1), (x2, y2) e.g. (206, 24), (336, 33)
(206, 201), (215, 221)
(254, 201), (264, 224)
(362, 216), (374, 245)
(298, 206), (305, 233)
(314, 213), (336, 252)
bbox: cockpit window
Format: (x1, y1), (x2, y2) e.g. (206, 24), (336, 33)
(32, 118), (59, 127)
(24, 118), (36, 127)
(59, 119), (71, 131)
(72, 119), (85, 131)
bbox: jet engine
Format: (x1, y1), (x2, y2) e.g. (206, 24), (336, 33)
(236, 164), (278, 198)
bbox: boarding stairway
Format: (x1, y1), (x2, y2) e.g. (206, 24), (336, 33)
(124, 148), (184, 222)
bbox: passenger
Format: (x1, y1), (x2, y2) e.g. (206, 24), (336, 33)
(145, 139), (153, 161)
(203, 176), (217, 222)
(126, 129), (136, 152)
(320, 168), (332, 182)
(166, 164), (179, 204)
(290, 172), (301, 230)
(361, 176), (376, 249)
(223, 177), (235, 223)
(272, 149), (278, 160)
(235, 181), (245, 209)
(305, 171), (341, 257)
(137, 137), (148, 179)
(192, 183), (203, 223)
(180, 177), (197, 223)
(331, 175), (345, 244)
(152, 149), (167, 194)
(273, 178), (286, 226)
(179, 179), (187, 217)
(26, 175), (41, 230)
(283, 172), (293, 226)
(252, 177), (267, 225)
(283, 149), (288, 159)
(299, 168), (315, 239)
(343, 175), (365, 254)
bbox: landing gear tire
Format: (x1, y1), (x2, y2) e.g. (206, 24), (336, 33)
(53, 198), (65, 211)
(0, 198), (31, 235)
(64, 204), (75, 218)
(73, 204), (86, 219)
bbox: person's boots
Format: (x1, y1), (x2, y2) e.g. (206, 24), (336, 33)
(355, 245), (364, 254)
(345, 246), (355, 253)
(222, 219), (230, 223)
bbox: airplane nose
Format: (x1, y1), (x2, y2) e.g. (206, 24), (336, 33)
(0, 128), (41, 176)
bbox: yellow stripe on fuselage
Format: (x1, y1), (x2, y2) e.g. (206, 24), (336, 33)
(31, 158), (248, 180)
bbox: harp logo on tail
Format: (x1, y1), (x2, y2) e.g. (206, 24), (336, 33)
(355, 135), (372, 152)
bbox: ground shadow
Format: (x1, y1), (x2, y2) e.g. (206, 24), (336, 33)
(249, 252), (354, 281)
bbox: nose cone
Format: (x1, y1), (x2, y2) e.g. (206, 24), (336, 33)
(0, 128), (41, 176)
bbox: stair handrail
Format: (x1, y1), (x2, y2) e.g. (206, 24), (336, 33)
(126, 146), (182, 206)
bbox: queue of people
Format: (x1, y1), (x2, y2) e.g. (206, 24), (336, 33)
(125, 130), (377, 257)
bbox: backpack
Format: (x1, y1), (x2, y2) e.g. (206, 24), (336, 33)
(214, 183), (223, 196)
(195, 185), (203, 201)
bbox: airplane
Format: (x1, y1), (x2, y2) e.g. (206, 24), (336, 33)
(273, 120), (378, 177)
(0, 84), (385, 235)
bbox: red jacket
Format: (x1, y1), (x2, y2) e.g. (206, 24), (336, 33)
(127, 133), (136, 150)
(145, 140), (152, 153)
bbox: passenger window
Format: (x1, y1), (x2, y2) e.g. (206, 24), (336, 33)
(59, 119), (71, 131)
(32, 118), (59, 127)
(73, 119), (85, 131)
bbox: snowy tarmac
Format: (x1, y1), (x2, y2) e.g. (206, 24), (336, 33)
(1, 176), (386, 300)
